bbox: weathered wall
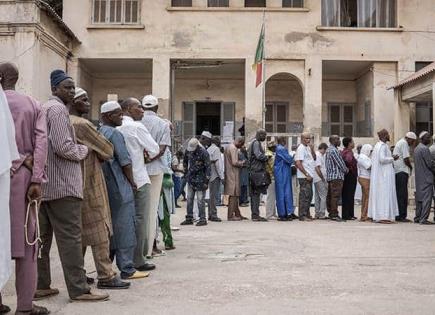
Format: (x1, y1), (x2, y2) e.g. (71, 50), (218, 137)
(265, 79), (304, 123)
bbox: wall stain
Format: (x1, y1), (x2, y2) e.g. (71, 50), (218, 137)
(284, 32), (333, 47)
(172, 32), (192, 48)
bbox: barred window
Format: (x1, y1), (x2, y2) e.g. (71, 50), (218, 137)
(92, 0), (140, 24)
(171, 0), (193, 6)
(208, 0), (229, 7)
(245, 0), (266, 7)
(282, 0), (304, 7)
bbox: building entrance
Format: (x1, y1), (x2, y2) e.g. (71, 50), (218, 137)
(196, 102), (221, 135)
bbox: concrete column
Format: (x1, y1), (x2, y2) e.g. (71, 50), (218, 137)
(245, 58), (263, 141)
(152, 56), (171, 119)
(433, 82), (435, 135)
(393, 89), (410, 143)
(303, 56), (322, 143)
(230, 0), (244, 8)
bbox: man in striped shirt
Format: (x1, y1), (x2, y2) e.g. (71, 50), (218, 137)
(36, 70), (109, 302)
(325, 135), (348, 221)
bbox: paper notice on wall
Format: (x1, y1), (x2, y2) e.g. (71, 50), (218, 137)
(222, 121), (234, 143)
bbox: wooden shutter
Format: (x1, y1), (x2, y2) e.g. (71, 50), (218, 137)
(221, 102), (235, 143)
(182, 102), (196, 141)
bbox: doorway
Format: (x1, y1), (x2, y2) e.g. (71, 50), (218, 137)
(196, 102), (221, 136)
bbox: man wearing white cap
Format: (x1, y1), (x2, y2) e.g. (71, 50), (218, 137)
(99, 101), (148, 280)
(413, 131), (435, 224)
(70, 89), (130, 289)
(393, 131), (417, 222)
(140, 95), (172, 257)
(201, 131), (223, 222)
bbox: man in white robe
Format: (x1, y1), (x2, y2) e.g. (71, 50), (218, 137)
(368, 129), (399, 223)
(0, 83), (19, 312)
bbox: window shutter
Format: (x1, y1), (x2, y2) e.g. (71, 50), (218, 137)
(182, 102), (196, 141)
(221, 102), (235, 143)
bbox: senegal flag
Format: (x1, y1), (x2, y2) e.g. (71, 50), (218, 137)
(252, 23), (265, 88)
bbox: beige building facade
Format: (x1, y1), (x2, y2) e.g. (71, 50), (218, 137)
(2, 0), (435, 147)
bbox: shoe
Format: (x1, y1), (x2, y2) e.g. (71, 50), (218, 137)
(0, 304), (10, 314)
(121, 271), (150, 280)
(209, 217), (222, 222)
(315, 216), (327, 220)
(228, 216), (242, 221)
(329, 216), (343, 222)
(86, 276), (95, 285)
(70, 291), (109, 302)
(267, 215), (278, 220)
(420, 220), (435, 225)
(97, 276), (130, 290)
(171, 226), (180, 231)
(350, 217), (357, 220)
(277, 217), (288, 221)
(175, 204), (181, 208)
(15, 304), (50, 315)
(286, 215), (294, 221)
(136, 263), (156, 271)
(152, 248), (166, 257)
(252, 216), (268, 222)
(33, 288), (59, 301)
(239, 203), (249, 207)
(299, 216), (312, 222)
(180, 219), (193, 225)
(165, 245), (176, 250)
(290, 213), (299, 220)
(196, 220), (208, 226)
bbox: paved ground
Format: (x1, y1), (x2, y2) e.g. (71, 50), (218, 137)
(3, 203), (435, 315)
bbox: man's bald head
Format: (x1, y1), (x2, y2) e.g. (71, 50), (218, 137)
(0, 62), (19, 90)
(120, 97), (144, 121)
(329, 135), (341, 147)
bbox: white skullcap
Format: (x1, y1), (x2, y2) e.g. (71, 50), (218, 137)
(74, 87), (87, 100)
(142, 95), (158, 108)
(187, 138), (199, 152)
(405, 132), (417, 140)
(419, 131), (429, 139)
(101, 101), (121, 114)
(201, 131), (212, 139)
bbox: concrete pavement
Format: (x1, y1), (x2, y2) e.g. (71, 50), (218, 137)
(2, 203), (435, 315)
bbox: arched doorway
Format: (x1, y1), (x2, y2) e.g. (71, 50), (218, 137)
(265, 72), (304, 144)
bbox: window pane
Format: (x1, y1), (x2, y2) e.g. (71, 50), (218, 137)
(343, 124), (353, 137)
(208, 0), (229, 6)
(277, 124), (287, 133)
(357, 0), (376, 27)
(116, 0), (121, 22)
(283, 0), (303, 8)
(341, 0), (357, 27)
(265, 123), (274, 133)
(343, 105), (353, 123)
(377, 0), (396, 27)
(276, 105), (287, 122)
(330, 124), (340, 135)
(93, 0), (101, 22)
(172, 0), (192, 6)
(245, 0), (266, 7)
(265, 105), (273, 122)
(100, 0), (106, 22)
(330, 105), (340, 122)
(322, 0), (340, 26)
(125, 1), (132, 22)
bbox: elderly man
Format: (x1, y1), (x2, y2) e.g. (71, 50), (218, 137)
(140, 95), (171, 258)
(203, 132), (224, 222)
(295, 132), (316, 221)
(224, 137), (246, 221)
(99, 101), (148, 280)
(393, 132), (417, 222)
(70, 88), (130, 289)
(117, 98), (159, 271)
(414, 132), (435, 225)
(0, 64), (26, 314)
(36, 70), (108, 302)
(180, 138), (211, 226)
(368, 129), (399, 223)
(248, 129), (269, 222)
(325, 135), (348, 222)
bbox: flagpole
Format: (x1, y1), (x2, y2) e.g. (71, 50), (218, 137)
(261, 10), (266, 130)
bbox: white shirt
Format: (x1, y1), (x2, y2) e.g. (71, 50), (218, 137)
(357, 154), (371, 179)
(117, 116), (159, 188)
(393, 138), (411, 174)
(295, 144), (316, 179)
(313, 151), (326, 183)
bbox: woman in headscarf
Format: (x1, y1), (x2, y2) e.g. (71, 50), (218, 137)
(357, 144), (372, 221)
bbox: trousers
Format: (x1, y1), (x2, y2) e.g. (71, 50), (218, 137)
(395, 172), (409, 220)
(186, 185), (206, 221)
(327, 179), (343, 218)
(144, 174), (163, 258)
(358, 177), (370, 220)
(83, 238), (115, 281)
(133, 183), (150, 267)
(298, 178), (313, 217)
(38, 197), (90, 299)
(314, 180), (328, 218)
(208, 178), (220, 219)
(265, 180), (276, 218)
(342, 173), (357, 220)
(159, 195), (173, 248)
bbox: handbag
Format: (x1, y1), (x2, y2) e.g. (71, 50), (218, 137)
(162, 173), (174, 189)
(250, 171), (271, 188)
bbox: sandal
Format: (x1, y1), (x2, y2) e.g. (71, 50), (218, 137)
(15, 304), (50, 315)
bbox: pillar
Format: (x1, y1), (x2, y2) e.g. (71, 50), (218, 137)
(152, 56), (171, 119)
(303, 56), (322, 143)
(393, 89), (410, 143)
(245, 58), (263, 141)
(433, 82), (435, 135)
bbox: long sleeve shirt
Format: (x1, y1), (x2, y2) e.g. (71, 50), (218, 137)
(207, 143), (224, 181)
(325, 145), (348, 181)
(341, 148), (358, 176)
(184, 146), (211, 191)
(249, 139), (268, 173)
(42, 96), (88, 201)
(6, 90), (47, 184)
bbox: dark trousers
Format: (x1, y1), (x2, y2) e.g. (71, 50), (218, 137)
(341, 173), (357, 220)
(173, 175), (182, 203)
(208, 178), (220, 219)
(298, 178), (313, 218)
(186, 185), (206, 221)
(327, 179), (343, 218)
(395, 172), (409, 220)
(239, 185), (249, 204)
(38, 197), (90, 299)
(250, 191), (261, 217)
(180, 177), (187, 199)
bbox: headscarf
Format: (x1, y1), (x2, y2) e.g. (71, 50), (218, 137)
(360, 144), (373, 158)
